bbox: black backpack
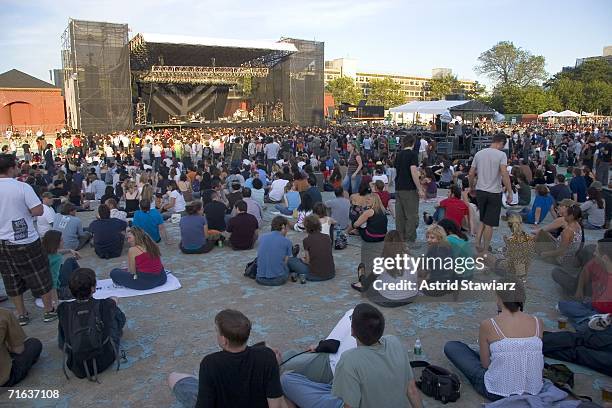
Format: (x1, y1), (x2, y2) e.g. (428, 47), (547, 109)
(62, 300), (119, 382)
(411, 361), (460, 404)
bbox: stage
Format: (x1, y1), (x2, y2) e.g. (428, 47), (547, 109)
(135, 120), (291, 130)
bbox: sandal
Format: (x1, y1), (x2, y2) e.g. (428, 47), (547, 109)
(351, 263), (366, 292)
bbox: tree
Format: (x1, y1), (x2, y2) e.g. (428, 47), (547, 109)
(549, 77), (584, 112)
(493, 85), (561, 114)
(427, 74), (461, 100)
(583, 80), (612, 114)
(464, 81), (487, 100)
(325, 76), (362, 106)
(475, 41), (547, 88)
(367, 77), (405, 108)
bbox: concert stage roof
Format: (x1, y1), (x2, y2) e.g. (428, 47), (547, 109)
(130, 33), (298, 70)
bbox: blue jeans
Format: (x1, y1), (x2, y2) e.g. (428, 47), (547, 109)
(58, 257), (80, 288)
(110, 269), (167, 290)
(173, 376), (198, 408)
(558, 300), (609, 333)
(256, 274), (288, 286)
(274, 204), (294, 216)
(281, 373), (343, 408)
(342, 174), (361, 195)
(286, 257), (335, 281)
(444, 341), (503, 401)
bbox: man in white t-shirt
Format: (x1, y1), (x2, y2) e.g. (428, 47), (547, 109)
(36, 192), (56, 238)
(268, 175), (289, 203)
(0, 154), (57, 325)
(418, 138), (428, 164)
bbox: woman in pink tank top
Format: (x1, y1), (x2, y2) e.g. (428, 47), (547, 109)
(110, 227), (166, 290)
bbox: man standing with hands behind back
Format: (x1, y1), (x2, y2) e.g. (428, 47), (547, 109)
(469, 133), (513, 255)
(394, 134), (425, 244)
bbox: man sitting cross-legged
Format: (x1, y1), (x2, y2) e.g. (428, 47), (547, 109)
(58, 268), (126, 380)
(281, 303), (423, 408)
(168, 309), (286, 408)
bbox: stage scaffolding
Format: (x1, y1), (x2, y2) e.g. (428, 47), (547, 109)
(61, 19), (132, 134)
(134, 65), (270, 85)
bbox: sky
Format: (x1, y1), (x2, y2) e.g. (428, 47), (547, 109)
(1, 0), (611, 90)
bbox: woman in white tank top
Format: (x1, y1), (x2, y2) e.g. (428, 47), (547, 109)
(444, 281), (544, 401)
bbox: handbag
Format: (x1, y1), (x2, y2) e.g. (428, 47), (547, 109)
(411, 361), (460, 404)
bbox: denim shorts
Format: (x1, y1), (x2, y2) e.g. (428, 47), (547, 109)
(173, 376), (198, 408)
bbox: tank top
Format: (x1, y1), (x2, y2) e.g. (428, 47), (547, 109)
(347, 153), (360, 174)
(135, 252), (164, 275)
(484, 317), (543, 397)
(365, 210), (388, 238)
(557, 227), (582, 265)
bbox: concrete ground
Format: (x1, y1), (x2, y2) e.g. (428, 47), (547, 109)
(0, 193), (610, 408)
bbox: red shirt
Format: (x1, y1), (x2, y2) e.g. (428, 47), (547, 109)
(375, 191), (390, 208)
(439, 197), (469, 229)
(587, 259), (612, 314)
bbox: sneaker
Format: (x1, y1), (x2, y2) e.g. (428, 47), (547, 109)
(18, 313), (30, 326)
(43, 309), (58, 323)
(588, 313), (612, 331)
(292, 244), (300, 257)
(300, 276), (306, 284)
(290, 273), (297, 282)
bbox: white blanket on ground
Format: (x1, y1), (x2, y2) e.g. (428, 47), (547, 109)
(327, 309), (357, 374)
(35, 272), (181, 308)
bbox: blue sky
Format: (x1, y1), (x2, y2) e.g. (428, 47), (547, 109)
(1, 0), (610, 90)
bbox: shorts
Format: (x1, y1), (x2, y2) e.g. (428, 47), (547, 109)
(0, 239), (52, 297)
(173, 376), (198, 408)
(476, 190), (502, 227)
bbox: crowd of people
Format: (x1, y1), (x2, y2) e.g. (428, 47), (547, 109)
(0, 120), (610, 406)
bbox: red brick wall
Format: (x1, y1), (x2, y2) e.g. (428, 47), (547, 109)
(0, 88), (65, 134)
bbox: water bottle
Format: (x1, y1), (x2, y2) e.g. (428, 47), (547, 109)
(414, 338), (422, 355)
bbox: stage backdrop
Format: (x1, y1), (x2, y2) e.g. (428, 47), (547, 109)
(138, 83), (229, 123)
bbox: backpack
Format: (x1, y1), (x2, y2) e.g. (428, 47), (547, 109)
(411, 361), (460, 404)
(244, 258), (258, 279)
(334, 230), (348, 250)
(62, 300), (119, 382)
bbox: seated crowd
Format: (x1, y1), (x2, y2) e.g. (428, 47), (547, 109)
(1, 125), (610, 406)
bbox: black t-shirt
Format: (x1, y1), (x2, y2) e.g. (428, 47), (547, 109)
(549, 184), (572, 203)
(303, 232), (335, 279)
(394, 148), (419, 190)
(227, 213), (258, 249)
(226, 191), (243, 212)
(58, 298), (120, 379)
(89, 218), (127, 257)
(599, 142), (611, 162)
(196, 346), (282, 408)
(204, 201), (228, 231)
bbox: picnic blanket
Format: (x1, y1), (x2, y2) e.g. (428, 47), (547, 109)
(36, 271), (181, 307)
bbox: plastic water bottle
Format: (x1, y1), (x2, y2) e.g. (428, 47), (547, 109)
(414, 338), (422, 355)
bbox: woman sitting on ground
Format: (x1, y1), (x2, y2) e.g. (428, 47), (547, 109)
(537, 204), (584, 266)
(349, 193), (388, 243)
(349, 181), (373, 228)
(177, 173), (193, 202)
(312, 202), (336, 237)
(350, 230), (417, 307)
(42, 230), (81, 301)
(580, 186), (605, 229)
(162, 181), (187, 215)
(179, 201), (215, 254)
(294, 193), (314, 232)
(420, 167), (437, 199)
(534, 198), (574, 240)
(437, 219), (475, 280)
(444, 280), (543, 401)
(68, 183), (91, 211)
(100, 185), (119, 207)
(287, 215), (335, 284)
(506, 184), (554, 225)
(110, 227), (167, 290)
(124, 180), (141, 216)
(274, 182), (301, 216)
(418, 225), (454, 297)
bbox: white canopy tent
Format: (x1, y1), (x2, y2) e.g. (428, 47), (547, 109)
(538, 110), (558, 118)
(389, 100), (470, 115)
(554, 110), (580, 117)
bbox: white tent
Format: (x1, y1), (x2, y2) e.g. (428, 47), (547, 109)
(554, 110), (580, 117)
(440, 110), (453, 123)
(493, 111), (505, 122)
(538, 110), (557, 118)
(389, 100), (469, 115)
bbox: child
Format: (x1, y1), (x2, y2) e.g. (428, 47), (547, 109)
(372, 180), (391, 211)
(42, 230), (81, 301)
(421, 167), (437, 199)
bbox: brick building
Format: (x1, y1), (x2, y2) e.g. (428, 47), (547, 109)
(0, 69), (65, 134)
